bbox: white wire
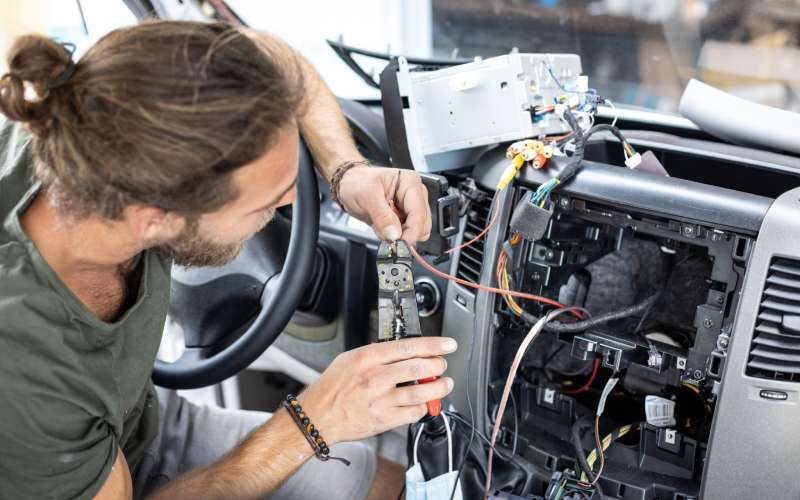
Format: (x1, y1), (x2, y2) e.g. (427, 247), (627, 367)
(604, 98), (619, 127)
(483, 307), (582, 497)
(442, 412), (454, 472)
(411, 414), (454, 471)
(413, 422), (425, 466)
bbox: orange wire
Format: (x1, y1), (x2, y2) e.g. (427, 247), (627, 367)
(445, 198), (500, 255)
(409, 245), (569, 310)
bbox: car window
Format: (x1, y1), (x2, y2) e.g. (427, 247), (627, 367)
(5, 1), (799, 115)
(0, 0), (135, 71)
(230, 0), (800, 114)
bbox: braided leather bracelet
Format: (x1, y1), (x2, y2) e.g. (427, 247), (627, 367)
(329, 159), (371, 205)
(281, 394), (351, 466)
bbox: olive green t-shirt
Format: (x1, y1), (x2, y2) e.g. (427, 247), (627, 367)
(0, 119), (172, 499)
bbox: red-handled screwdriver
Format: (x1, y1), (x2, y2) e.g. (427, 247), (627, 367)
(417, 376), (441, 416)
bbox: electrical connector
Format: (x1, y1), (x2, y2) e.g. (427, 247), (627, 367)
(510, 197), (553, 241)
(624, 152), (642, 169)
(505, 140), (526, 159)
(497, 154), (525, 190)
(533, 154), (548, 169)
(521, 148), (537, 162)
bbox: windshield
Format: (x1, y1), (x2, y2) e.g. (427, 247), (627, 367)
(231, 0), (800, 114)
(430, 0), (800, 114)
(3, 1), (799, 115)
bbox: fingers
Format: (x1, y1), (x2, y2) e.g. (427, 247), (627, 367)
(388, 404), (429, 427)
(368, 191), (404, 241)
(373, 356), (448, 387)
(398, 176), (431, 244)
(385, 377), (454, 407)
(353, 337), (458, 367)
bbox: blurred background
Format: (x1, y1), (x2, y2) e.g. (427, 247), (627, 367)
(2, 0), (800, 114)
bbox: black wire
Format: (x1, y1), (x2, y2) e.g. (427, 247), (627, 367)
(555, 112), (634, 188)
(446, 411), (519, 463)
(538, 291), (660, 333)
(449, 312), (479, 500)
(570, 416), (603, 497)
(396, 483), (405, 500)
(76, 0), (89, 35)
(542, 344), (566, 368)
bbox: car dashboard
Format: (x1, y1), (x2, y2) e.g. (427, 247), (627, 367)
(281, 55), (800, 499)
(424, 127), (800, 500)
(364, 52), (800, 500)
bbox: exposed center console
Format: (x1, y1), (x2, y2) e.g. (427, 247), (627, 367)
(381, 51), (800, 500)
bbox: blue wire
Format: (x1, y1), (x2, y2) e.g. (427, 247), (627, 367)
(546, 65), (576, 94)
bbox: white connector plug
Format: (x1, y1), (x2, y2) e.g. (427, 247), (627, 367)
(624, 152), (642, 169)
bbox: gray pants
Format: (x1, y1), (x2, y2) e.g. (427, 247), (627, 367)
(133, 390), (379, 499)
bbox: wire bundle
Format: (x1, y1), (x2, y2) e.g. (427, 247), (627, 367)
(579, 422), (642, 484)
(483, 307), (589, 498)
(529, 110), (637, 210)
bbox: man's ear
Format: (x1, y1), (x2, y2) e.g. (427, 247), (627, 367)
(123, 204), (185, 241)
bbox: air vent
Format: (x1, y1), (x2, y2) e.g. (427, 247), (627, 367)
(455, 192), (492, 283)
(747, 257), (800, 382)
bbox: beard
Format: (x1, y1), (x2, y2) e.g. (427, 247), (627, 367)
(158, 208), (276, 268)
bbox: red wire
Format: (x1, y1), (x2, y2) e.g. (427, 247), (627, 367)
(445, 196), (500, 255)
(563, 359), (600, 395)
(409, 244), (570, 310)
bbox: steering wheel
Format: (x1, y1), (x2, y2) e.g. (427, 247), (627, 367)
(153, 138), (319, 389)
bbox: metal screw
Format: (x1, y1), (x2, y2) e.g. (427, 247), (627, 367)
(693, 370), (703, 379)
(545, 250), (554, 259)
(715, 295), (724, 305)
(560, 198), (570, 209)
(703, 318), (714, 329)
(718, 337), (729, 349)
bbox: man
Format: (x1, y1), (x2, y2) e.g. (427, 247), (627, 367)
(0, 21), (456, 499)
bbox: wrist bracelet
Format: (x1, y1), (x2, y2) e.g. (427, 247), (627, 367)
(281, 394), (351, 466)
(329, 160), (371, 205)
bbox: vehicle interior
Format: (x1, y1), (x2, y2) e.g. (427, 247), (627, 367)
(5, 1), (800, 499)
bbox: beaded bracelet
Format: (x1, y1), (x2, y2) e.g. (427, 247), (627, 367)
(329, 159), (371, 205)
(281, 394), (351, 466)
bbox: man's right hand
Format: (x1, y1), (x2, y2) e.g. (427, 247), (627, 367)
(298, 337), (457, 445)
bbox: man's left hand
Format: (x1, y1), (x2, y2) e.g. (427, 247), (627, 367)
(337, 165), (431, 243)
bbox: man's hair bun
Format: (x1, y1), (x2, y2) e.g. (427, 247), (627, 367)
(0, 35), (74, 135)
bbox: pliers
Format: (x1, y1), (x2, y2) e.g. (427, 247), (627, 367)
(377, 240), (441, 417)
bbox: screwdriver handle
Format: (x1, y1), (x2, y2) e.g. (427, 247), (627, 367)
(417, 376), (441, 416)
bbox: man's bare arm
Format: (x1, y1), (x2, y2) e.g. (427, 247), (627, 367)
(94, 449), (132, 500)
(147, 409), (313, 499)
(92, 410), (311, 500)
(245, 29), (363, 180)
(245, 30), (432, 243)
(92, 337), (455, 500)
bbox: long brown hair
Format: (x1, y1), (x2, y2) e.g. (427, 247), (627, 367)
(0, 21), (303, 219)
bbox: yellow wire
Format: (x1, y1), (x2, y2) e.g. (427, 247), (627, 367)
(581, 424), (637, 482)
(682, 382), (700, 395)
(498, 244), (523, 315)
